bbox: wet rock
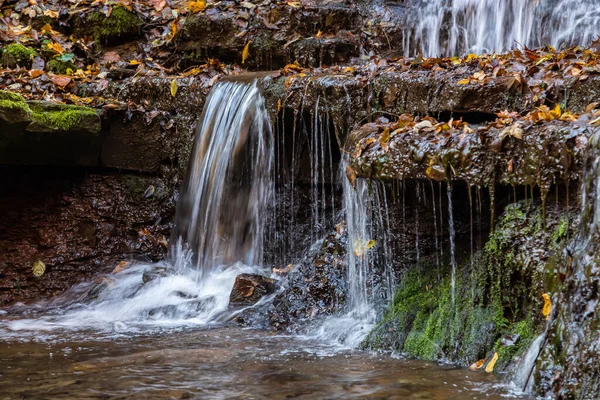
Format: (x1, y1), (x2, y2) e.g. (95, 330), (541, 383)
(269, 229), (348, 330)
(229, 274), (276, 307)
(142, 266), (170, 284)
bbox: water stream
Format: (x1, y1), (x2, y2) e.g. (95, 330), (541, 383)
(390, 0), (600, 56)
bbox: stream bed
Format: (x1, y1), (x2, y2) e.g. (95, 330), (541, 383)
(0, 325), (531, 399)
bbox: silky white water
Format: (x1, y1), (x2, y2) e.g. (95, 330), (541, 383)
(0, 80), (275, 336)
(392, 0), (600, 56)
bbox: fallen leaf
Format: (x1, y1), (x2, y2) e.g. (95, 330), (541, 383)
(32, 260), (46, 277)
(485, 352), (498, 373)
(189, 0), (206, 13)
(542, 293), (552, 320)
(46, 41), (64, 54)
(469, 359), (485, 370)
(345, 164), (357, 189)
(458, 78), (470, 85)
(29, 69), (45, 78)
(112, 261), (131, 274)
(170, 79), (178, 97)
(242, 41), (251, 64)
(50, 75), (71, 88)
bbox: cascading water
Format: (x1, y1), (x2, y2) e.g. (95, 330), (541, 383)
(171, 81), (273, 277)
(392, 0), (600, 56)
(1, 79), (275, 334)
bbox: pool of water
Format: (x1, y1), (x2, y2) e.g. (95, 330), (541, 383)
(0, 325), (530, 399)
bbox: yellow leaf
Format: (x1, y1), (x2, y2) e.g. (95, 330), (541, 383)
(485, 352), (498, 373)
(242, 41), (251, 64)
(32, 260), (46, 277)
(466, 53), (478, 62)
(43, 9), (59, 18)
(189, 0), (206, 13)
(550, 104), (562, 119)
(170, 79), (178, 97)
(379, 127), (390, 147)
(277, 99), (282, 113)
(46, 41), (64, 54)
(469, 359), (486, 370)
(316, 30), (323, 38)
(366, 240), (376, 250)
(40, 23), (54, 35)
(542, 293), (552, 320)
(458, 78), (470, 85)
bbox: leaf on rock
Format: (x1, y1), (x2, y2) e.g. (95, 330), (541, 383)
(170, 79), (178, 97)
(457, 78), (470, 85)
(542, 293), (552, 320)
(112, 261), (131, 274)
(189, 0), (206, 13)
(469, 359), (485, 370)
(50, 75), (71, 88)
(242, 41), (251, 64)
(345, 164), (357, 189)
(32, 260), (46, 277)
(485, 352), (498, 373)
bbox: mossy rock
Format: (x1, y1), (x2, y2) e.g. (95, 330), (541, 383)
(27, 101), (101, 133)
(0, 43), (38, 68)
(83, 6), (143, 45)
(0, 90), (33, 123)
(47, 59), (77, 75)
(363, 200), (575, 371)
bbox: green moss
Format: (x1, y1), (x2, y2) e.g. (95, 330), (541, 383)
(30, 103), (98, 131)
(0, 43), (38, 68)
(364, 200), (564, 370)
(47, 59), (76, 75)
(552, 216), (569, 243)
(87, 6), (142, 44)
(0, 90), (33, 121)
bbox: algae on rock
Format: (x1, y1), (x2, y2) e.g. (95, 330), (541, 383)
(363, 199), (576, 373)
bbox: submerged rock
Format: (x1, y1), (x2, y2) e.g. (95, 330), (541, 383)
(229, 274), (277, 307)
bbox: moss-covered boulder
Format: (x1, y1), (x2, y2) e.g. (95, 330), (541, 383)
(47, 58), (77, 75)
(363, 199), (576, 373)
(26, 101), (101, 134)
(75, 6), (143, 45)
(0, 90), (33, 123)
(0, 43), (38, 68)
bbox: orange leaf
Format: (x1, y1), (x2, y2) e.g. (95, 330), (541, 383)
(29, 69), (45, 78)
(50, 75), (71, 88)
(189, 0), (206, 13)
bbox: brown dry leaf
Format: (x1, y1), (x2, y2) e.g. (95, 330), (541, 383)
(273, 264), (293, 275)
(485, 352), (499, 373)
(345, 164), (357, 189)
(50, 75), (71, 88)
(102, 51), (121, 63)
(29, 69), (45, 78)
(469, 359), (485, 370)
(112, 261), (131, 274)
(242, 41), (251, 64)
(542, 293), (552, 320)
(585, 102), (599, 114)
(40, 23), (54, 35)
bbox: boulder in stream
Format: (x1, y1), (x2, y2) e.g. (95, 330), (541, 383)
(229, 274), (276, 307)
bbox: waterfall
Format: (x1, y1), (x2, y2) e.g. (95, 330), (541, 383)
(394, 0), (600, 57)
(2, 79), (275, 333)
(170, 80), (273, 277)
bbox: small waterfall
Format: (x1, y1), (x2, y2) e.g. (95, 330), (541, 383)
(394, 0), (600, 57)
(3, 79), (275, 333)
(171, 81), (273, 277)
(311, 160), (395, 347)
